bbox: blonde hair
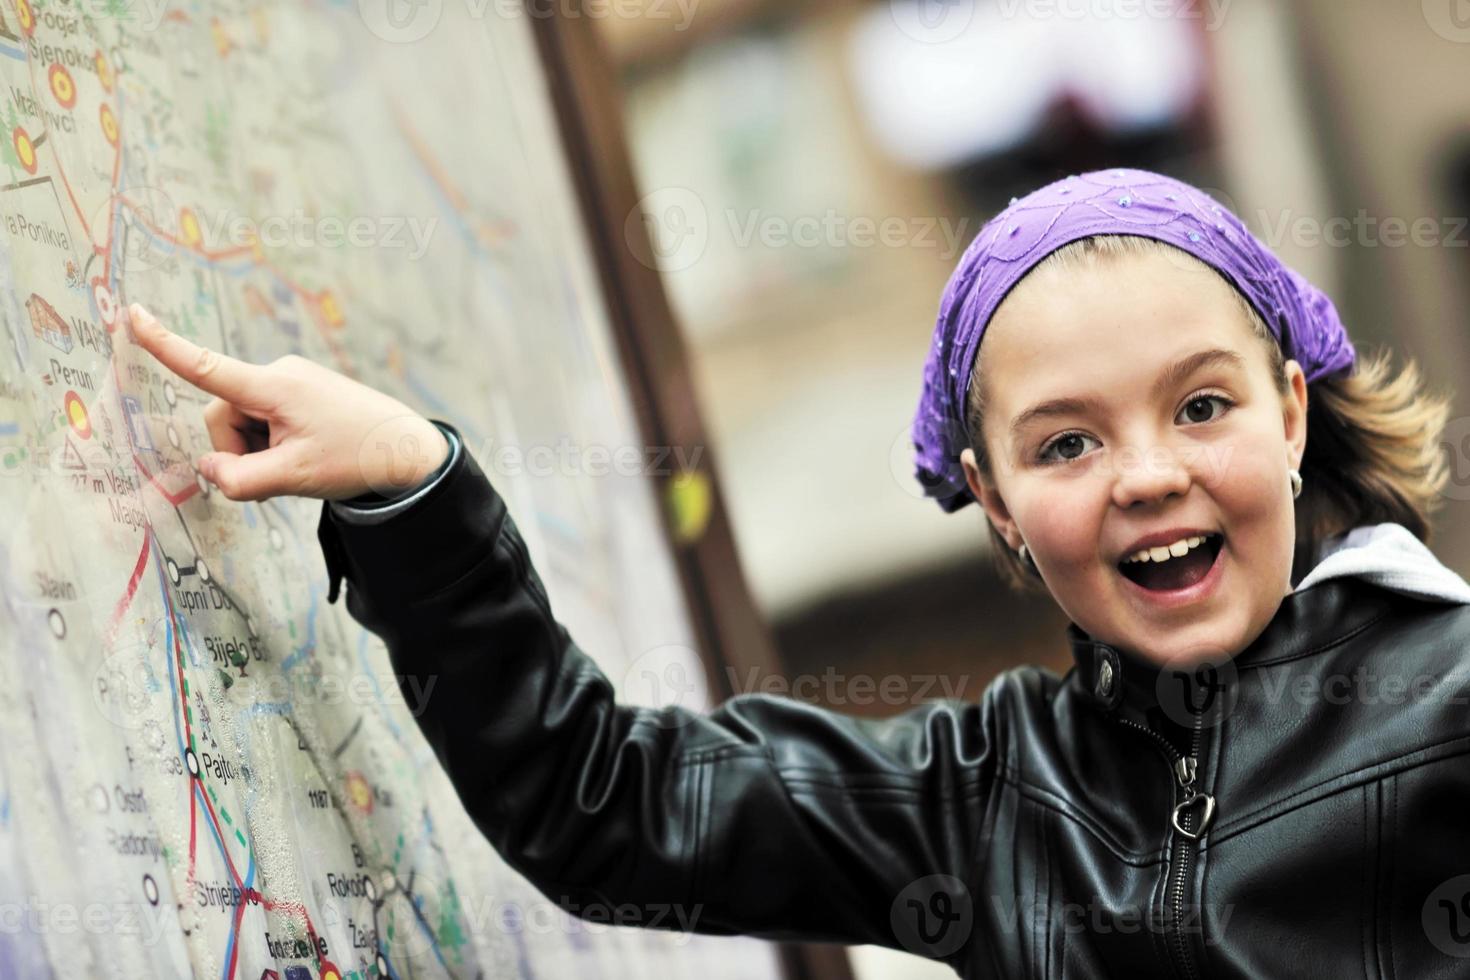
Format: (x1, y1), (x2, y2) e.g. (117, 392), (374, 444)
(964, 234), (1453, 594)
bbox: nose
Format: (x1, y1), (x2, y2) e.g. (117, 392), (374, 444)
(1109, 440), (1194, 510)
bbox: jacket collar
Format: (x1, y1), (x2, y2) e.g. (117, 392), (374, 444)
(1069, 522), (1470, 715)
(1292, 522), (1470, 603)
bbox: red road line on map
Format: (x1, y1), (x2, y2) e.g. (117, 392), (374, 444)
(26, 57), (92, 243)
(391, 102), (469, 214)
(104, 525), (152, 646)
(133, 453), (201, 506)
(115, 197), (256, 261)
(226, 899), (247, 980)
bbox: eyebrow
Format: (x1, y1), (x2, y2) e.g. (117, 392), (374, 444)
(1007, 348), (1247, 444)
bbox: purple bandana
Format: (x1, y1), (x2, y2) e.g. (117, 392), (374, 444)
(911, 167), (1356, 513)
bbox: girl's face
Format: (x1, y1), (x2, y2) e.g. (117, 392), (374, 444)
(960, 249), (1309, 668)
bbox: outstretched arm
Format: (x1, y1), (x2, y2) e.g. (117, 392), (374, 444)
(126, 303), (1001, 962)
(320, 422), (1001, 959)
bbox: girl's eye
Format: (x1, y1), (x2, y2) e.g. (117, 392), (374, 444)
(1177, 393), (1233, 425)
(1038, 431), (1099, 464)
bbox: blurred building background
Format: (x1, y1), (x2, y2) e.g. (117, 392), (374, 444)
(589, 2), (1470, 974)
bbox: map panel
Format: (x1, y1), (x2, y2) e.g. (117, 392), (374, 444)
(0, 1), (780, 977)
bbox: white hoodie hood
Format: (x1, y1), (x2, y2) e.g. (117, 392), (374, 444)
(1293, 522), (1470, 605)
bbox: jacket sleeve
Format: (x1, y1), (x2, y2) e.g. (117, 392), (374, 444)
(316, 420), (1002, 959)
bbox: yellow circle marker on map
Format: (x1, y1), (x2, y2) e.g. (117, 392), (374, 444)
(321, 971), (340, 980)
(180, 208), (203, 249)
(318, 291), (344, 328)
(13, 128), (37, 174)
(211, 18), (232, 58)
(16, 0), (34, 36)
(64, 391), (91, 440)
(95, 51), (114, 93)
(99, 105), (118, 146)
(48, 64), (76, 109)
(344, 771), (373, 812)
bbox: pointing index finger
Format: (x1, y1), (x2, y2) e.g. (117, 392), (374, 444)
(129, 303), (268, 407)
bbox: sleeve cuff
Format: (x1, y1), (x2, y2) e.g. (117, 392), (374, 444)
(330, 421), (462, 526)
(317, 420), (503, 606)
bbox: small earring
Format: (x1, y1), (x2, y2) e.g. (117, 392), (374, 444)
(1018, 542), (1037, 572)
(1289, 468), (1303, 500)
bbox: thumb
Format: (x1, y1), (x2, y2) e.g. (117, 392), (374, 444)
(200, 449), (291, 502)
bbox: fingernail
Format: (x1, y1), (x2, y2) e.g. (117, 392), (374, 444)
(129, 303), (154, 328)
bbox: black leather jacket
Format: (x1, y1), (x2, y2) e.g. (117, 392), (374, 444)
(318, 422), (1470, 978)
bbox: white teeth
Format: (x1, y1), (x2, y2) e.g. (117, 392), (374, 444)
(1122, 534), (1213, 564)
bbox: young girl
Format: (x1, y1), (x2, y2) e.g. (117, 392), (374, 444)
(129, 167), (1470, 979)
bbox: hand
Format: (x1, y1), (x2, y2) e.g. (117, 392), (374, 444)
(128, 303), (449, 502)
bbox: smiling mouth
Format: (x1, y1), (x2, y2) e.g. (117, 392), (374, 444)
(1117, 534), (1224, 592)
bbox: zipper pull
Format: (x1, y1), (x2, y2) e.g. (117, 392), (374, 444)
(1170, 755), (1215, 840)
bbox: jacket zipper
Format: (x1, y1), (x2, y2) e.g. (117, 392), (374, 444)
(1113, 706), (1214, 980)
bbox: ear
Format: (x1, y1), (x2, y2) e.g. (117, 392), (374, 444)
(1282, 359), (1308, 469)
(961, 446), (1022, 551)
